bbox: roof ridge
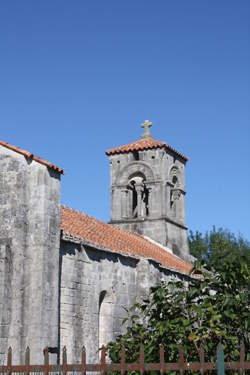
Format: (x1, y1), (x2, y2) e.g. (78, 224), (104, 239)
(106, 137), (165, 153)
(0, 140), (64, 174)
(105, 136), (188, 161)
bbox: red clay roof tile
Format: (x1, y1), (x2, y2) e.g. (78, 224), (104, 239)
(0, 140), (64, 174)
(61, 205), (193, 275)
(106, 136), (188, 161)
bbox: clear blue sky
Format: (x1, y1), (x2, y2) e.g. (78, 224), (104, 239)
(1, 1), (249, 241)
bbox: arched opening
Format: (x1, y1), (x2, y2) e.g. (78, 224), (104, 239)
(169, 167), (182, 219)
(127, 175), (149, 218)
(170, 175), (179, 209)
(131, 181), (138, 216)
(143, 187), (149, 216)
(172, 175), (178, 186)
(99, 290), (114, 350)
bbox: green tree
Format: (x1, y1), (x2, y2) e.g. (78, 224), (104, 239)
(106, 259), (250, 368)
(189, 227), (250, 272)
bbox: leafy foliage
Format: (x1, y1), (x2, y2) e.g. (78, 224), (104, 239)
(189, 227), (250, 272)
(106, 259), (250, 366)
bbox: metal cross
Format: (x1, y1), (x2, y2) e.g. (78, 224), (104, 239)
(141, 120), (152, 138)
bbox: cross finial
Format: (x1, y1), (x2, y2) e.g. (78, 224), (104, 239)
(141, 120), (152, 138)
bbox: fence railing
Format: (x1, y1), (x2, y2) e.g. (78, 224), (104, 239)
(0, 342), (249, 374)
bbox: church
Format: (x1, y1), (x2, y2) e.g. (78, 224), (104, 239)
(0, 121), (194, 365)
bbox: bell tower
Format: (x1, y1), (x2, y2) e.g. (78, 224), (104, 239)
(106, 121), (190, 260)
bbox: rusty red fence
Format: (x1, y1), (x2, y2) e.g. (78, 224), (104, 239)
(0, 343), (249, 374)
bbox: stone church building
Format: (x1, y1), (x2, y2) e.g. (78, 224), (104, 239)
(0, 122), (193, 365)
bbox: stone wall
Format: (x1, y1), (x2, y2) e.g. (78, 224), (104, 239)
(60, 239), (188, 363)
(0, 142), (190, 366)
(0, 146), (61, 364)
(108, 147), (189, 259)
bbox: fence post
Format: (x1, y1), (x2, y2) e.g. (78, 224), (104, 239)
(62, 347), (67, 375)
(139, 345), (144, 375)
(25, 347), (30, 375)
(43, 347), (49, 375)
(120, 345), (125, 375)
(217, 343), (225, 375)
(100, 345), (106, 375)
(159, 344), (164, 375)
(178, 346), (184, 375)
(199, 345), (204, 375)
(7, 347), (12, 375)
(240, 341), (245, 375)
(81, 346), (86, 375)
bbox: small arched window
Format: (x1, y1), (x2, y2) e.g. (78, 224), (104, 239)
(99, 290), (114, 349)
(127, 175), (149, 218)
(169, 166), (180, 183)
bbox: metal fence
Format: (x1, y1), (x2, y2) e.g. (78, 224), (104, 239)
(0, 343), (249, 374)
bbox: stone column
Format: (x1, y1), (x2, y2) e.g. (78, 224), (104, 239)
(135, 183), (144, 218)
(148, 185), (156, 217)
(161, 182), (167, 216)
(145, 186), (152, 216)
(121, 189), (129, 218)
(127, 189), (133, 217)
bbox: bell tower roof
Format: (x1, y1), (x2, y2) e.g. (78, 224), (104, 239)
(106, 120), (188, 162)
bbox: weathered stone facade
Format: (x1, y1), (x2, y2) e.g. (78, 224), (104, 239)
(59, 238), (188, 363)
(0, 129), (192, 365)
(0, 145), (61, 364)
(107, 135), (189, 260)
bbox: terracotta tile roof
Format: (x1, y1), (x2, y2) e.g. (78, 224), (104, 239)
(0, 140), (64, 174)
(106, 136), (188, 162)
(61, 205), (193, 275)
